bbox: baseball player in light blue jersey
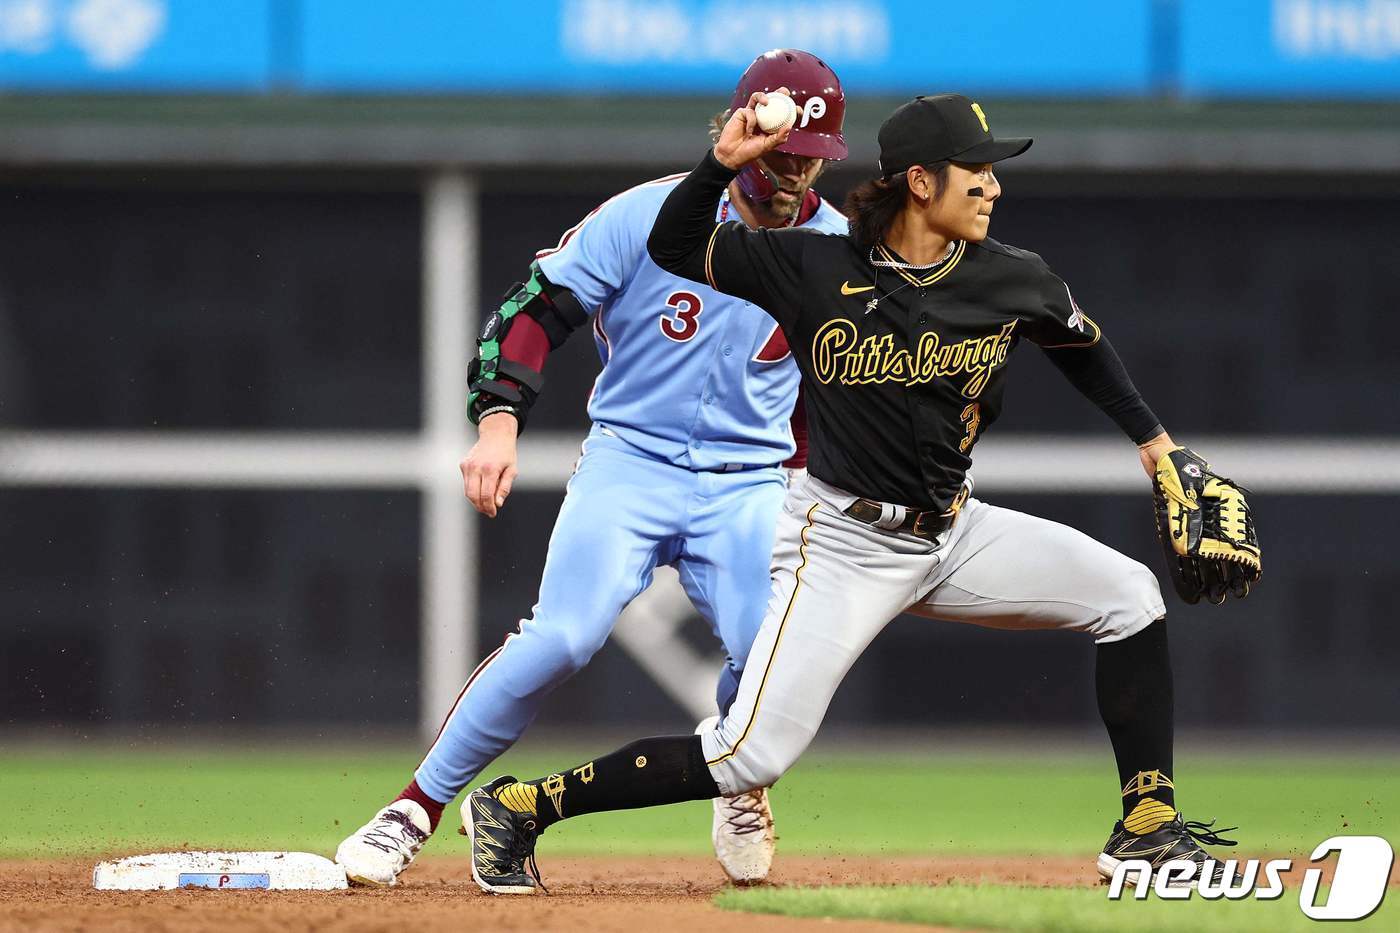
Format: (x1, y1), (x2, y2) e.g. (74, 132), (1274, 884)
(335, 49), (850, 887)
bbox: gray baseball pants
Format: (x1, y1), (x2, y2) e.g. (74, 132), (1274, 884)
(700, 472), (1166, 795)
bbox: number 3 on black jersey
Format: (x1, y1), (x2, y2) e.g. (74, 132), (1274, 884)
(659, 290), (703, 342)
(959, 403), (981, 452)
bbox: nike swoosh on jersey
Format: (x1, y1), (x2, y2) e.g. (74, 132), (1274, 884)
(840, 282), (875, 295)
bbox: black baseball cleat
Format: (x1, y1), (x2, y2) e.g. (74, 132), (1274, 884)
(1097, 813), (1238, 886)
(463, 775), (546, 895)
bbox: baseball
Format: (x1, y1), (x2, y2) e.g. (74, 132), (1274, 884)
(755, 92), (798, 133)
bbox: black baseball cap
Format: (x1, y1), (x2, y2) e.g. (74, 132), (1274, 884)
(877, 94), (1032, 177)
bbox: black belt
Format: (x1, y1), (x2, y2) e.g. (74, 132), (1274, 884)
(842, 486), (970, 541)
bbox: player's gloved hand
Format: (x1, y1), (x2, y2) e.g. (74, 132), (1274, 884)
(1151, 446), (1261, 605)
(1138, 433), (1176, 480)
(461, 412), (519, 518)
(714, 87), (794, 171)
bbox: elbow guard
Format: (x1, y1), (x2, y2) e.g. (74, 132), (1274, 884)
(467, 262), (589, 428)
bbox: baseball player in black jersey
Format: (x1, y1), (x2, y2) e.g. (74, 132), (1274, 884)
(459, 92), (1260, 894)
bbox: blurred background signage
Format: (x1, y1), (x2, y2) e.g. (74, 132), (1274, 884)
(0, 0), (272, 89)
(1, 0), (1396, 97)
(1180, 0), (1400, 96)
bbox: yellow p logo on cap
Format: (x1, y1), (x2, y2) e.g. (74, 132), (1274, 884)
(971, 102), (989, 132)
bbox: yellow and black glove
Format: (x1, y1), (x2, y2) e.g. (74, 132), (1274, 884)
(1153, 447), (1261, 605)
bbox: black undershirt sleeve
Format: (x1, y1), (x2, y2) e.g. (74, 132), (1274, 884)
(1041, 336), (1164, 445)
(648, 150), (808, 330)
(647, 150), (737, 284)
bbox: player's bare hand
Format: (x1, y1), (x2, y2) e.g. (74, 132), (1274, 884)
(714, 88), (794, 171)
(461, 412), (520, 518)
(1137, 431), (1176, 480)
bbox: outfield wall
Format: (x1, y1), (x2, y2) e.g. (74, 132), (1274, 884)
(2, 163), (1396, 735)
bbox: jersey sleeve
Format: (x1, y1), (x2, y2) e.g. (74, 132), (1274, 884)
(1026, 265), (1162, 443)
(703, 223), (808, 330)
(536, 187), (651, 314)
(1023, 268), (1102, 350)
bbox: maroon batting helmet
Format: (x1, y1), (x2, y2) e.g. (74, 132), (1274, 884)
(729, 49), (847, 203)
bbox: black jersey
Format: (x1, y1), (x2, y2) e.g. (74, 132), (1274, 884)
(650, 152), (1161, 511)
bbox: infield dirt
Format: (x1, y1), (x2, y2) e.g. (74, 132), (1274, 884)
(0, 854), (1090, 932)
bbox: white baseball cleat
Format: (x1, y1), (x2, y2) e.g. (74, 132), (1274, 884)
(335, 799), (432, 886)
(714, 787), (777, 883)
(698, 715), (776, 884)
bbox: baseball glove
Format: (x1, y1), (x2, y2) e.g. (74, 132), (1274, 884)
(1152, 447), (1261, 605)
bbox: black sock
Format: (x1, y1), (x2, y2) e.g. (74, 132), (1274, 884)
(490, 735), (719, 830)
(1096, 618), (1176, 831)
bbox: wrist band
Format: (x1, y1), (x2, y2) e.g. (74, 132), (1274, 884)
(477, 405), (520, 423)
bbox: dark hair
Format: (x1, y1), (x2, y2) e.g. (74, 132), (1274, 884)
(843, 164), (949, 248)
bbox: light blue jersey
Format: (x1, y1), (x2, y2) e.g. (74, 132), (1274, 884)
(414, 175), (846, 805)
(538, 175), (847, 468)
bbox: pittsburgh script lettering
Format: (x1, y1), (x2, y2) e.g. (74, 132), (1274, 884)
(811, 319), (1017, 398)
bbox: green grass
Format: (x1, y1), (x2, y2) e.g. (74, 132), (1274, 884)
(3, 742), (1395, 861)
(717, 883), (1398, 932)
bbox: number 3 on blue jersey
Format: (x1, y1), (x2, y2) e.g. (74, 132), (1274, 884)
(659, 290), (703, 342)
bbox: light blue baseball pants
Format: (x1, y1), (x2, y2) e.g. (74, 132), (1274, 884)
(415, 424), (787, 803)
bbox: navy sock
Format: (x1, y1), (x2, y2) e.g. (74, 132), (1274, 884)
(493, 735), (719, 830)
(1096, 619), (1176, 829)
